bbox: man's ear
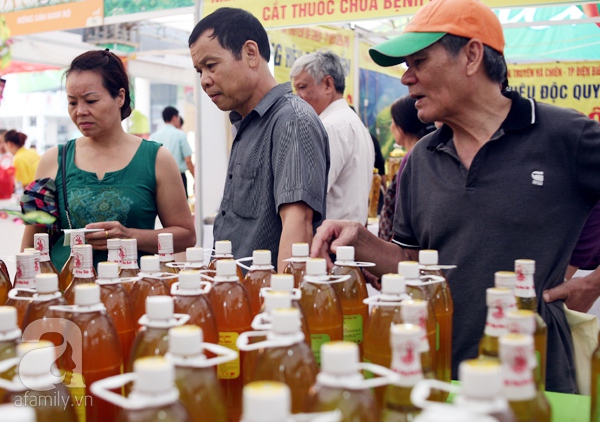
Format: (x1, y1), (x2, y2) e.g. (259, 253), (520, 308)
(464, 39), (485, 77)
(243, 40), (261, 68)
(322, 75), (335, 93)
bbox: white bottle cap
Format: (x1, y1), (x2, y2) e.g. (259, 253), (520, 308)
(418, 250), (439, 265)
(215, 240), (233, 255)
(140, 255), (160, 273)
(146, 296), (174, 320)
(35, 274), (59, 294)
(75, 283), (100, 306)
(494, 271), (517, 290)
(336, 246), (355, 261)
(0, 404), (36, 422)
(305, 258), (326, 276)
(33, 233), (50, 253)
(506, 310), (536, 335)
(269, 274), (294, 292)
(291, 243), (309, 258)
(122, 239), (138, 260)
(69, 229), (86, 248)
(168, 325), (203, 357)
(253, 250), (272, 266)
(186, 247), (204, 263)
(158, 233), (174, 253)
(72, 244), (93, 269)
(133, 357), (175, 395)
(515, 259), (535, 275)
(459, 359), (503, 399)
(398, 261), (420, 279)
(390, 323), (422, 346)
(0, 306), (19, 333)
(381, 274), (406, 295)
(17, 340), (55, 377)
(321, 342), (359, 375)
(107, 238), (121, 250)
(216, 259), (238, 277)
(97, 262), (120, 279)
(15, 253), (36, 276)
(271, 308), (301, 334)
(178, 270), (200, 291)
(486, 287), (514, 308)
(243, 381), (291, 422)
(263, 291), (293, 313)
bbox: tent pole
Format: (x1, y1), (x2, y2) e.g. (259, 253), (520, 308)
(193, 0), (203, 248)
(353, 27), (360, 115)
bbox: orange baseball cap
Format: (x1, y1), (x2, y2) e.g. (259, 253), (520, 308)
(369, 0), (505, 67)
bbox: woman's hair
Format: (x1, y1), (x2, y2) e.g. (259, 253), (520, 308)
(390, 95), (435, 139)
(4, 129), (27, 148)
(64, 49), (133, 120)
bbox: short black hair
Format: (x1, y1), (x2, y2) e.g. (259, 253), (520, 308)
(162, 106), (179, 123)
(188, 8), (270, 62)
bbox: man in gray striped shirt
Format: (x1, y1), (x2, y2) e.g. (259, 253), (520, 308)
(189, 8), (329, 271)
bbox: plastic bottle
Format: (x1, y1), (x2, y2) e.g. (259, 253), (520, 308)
(386, 144), (405, 186)
(242, 250), (276, 316)
(283, 243), (309, 288)
(33, 233), (59, 276)
(62, 244), (97, 304)
(478, 287), (513, 361)
(380, 324), (424, 421)
(398, 261), (438, 375)
(207, 258), (253, 422)
(208, 240), (244, 281)
(298, 258), (344, 365)
(0, 307), (20, 384)
(253, 288), (311, 345)
(183, 247), (209, 271)
(418, 250), (453, 388)
(58, 229), (87, 293)
(129, 255), (175, 327)
(96, 262), (136, 363)
(499, 333), (551, 422)
(52, 283), (123, 422)
(0, 340), (78, 421)
(329, 246), (369, 356)
(107, 238), (124, 268)
(21, 273), (66, 350)
(171, 270), (218, 346)
(158, 233), (178, 276)
(22, 249), (41, 276)
(368, 168), (382, 219)
(239, 307), (318, 413)
(119, 238), (140, 279)
(304, 341), (395, 421)
(5, 253), (36, 329)
(0, 259), (10, 306)
(363, 273), (410, 406)
(90, 356), (191, 422)
(166, 325), (238, 422)
(514, 259), (547, 391)
(127, 295), (189, 373)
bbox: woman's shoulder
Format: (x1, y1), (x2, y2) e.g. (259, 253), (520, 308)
(35, 146), (60, 179)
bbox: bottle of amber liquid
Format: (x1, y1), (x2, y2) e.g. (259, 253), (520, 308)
(283, 243), (309, 288)
(514, 259), (547, 391)
(106, 238), (124, 267)
(208, 240), (244, 281)
(63, 244), (97, 305)
(478, 287), (513, 361)
(0, 306), (21, 384)
(368, 168), (382, 219)
(0, 260), (10, 306)
(386, 144), (405, 187)
(158, 233), (178, 276)
(130, 255), (174, 326)
(499, 333), (551, 422)
(5, 253), (37, 329)
(120, 238), (140, 278)
(58, 229), (87, 292)
(33, 233), (59, 275)
(243, 250), (275, 317)
(184, 246), (208, 271)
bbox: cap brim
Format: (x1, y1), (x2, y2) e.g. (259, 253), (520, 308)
(369, 32), (446, 67)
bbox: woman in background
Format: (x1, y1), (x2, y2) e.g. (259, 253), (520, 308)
(4, 129), (40, 189)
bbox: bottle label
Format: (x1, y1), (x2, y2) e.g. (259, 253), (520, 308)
(391, 337), (423, 387)
(217, 332), (240, 379)
(515, 271), (536, 298)
(484, 303), (507, 337)
(73, 268), (94, 278)
(502, 344), (535, 400)
(343, 315), (363, 345)
(14, 277), (36, 289)
(65, 371), (87, 422)
(311, 333), (331, 366)
(121, 260), (138, 268)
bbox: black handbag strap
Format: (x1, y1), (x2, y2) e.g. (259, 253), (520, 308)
(61, 144), (73, 229)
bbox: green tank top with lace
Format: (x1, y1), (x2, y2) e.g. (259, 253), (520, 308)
(51, 139), (160, 270)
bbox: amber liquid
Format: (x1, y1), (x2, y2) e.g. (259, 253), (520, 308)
(509, 391), (551, 422)
(116, 402), (191, 422)
(208, 281), (253, 422)
(129, 276), (171, 328)
(298, 281), (343, 366)
(22, 295), (67, 349)
(173, 294), (219, 346)
(58, 310), (123, 422)
(405, 285), (438, 373)
(368, 173), (382, 219)
(63, 274), (98, 305)
(381, 385), (421, 422)
(243, 268), (275, 317)
(591, 340), (600, 422)
(0, 266), (11, 305)
(208, 257), (244, 282)
(330, 265), (369, 357)
(160, 261), (180, 290)
(252, 342), (318, 414)
(5, 290), (34, 330)
(39, 260), (59, 276)
(174, 366), (227, 422)
(99, 283), (136, 363)
(0, 339), (18, 401)
(119, 267), (139, 294)
(515, 296), (547, 391)
(5, 384), (78, 422)
(127, 326), (170, 373)
(304, 384), (379, 422)
(283, 262), (306, 289)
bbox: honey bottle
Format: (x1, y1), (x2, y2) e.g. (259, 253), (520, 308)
(184, 246), (208, 271)
(107, 238), (124, 268)
(514, 259), (547, 391)
(158, 233), (178, 276)
(96, 262), (136, 363)
(33, 233), (59, 276)
(207, 259), (253, 422)
(386, 143), (405, 186)
(330, 246), (369, 357)
(58, 229), (86, 293)
(5, 253), (36, 328)
(208, 240), (244, 281)
(242, 382), (292, 422)
(242, 250), (275, 317)
(0, 260), (10, 306)
(130, 255), (174, 327)
(63, 244), (97, 305)
(282, 243), (309, 288)
(478, 287), (513, 361)
(119, 239), (140, 279)
(368, 168), (382, 219)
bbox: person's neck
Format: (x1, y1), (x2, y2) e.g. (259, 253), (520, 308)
(238, 72), (278, 119)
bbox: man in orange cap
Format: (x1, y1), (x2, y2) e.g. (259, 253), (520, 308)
(312, 0), (600, 393)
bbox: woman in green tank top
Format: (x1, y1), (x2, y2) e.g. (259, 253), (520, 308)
(20, 49), (196, 271)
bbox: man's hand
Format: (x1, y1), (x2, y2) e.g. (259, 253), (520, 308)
(311, 220), (364, 268)
(543, 267), (600, 312)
